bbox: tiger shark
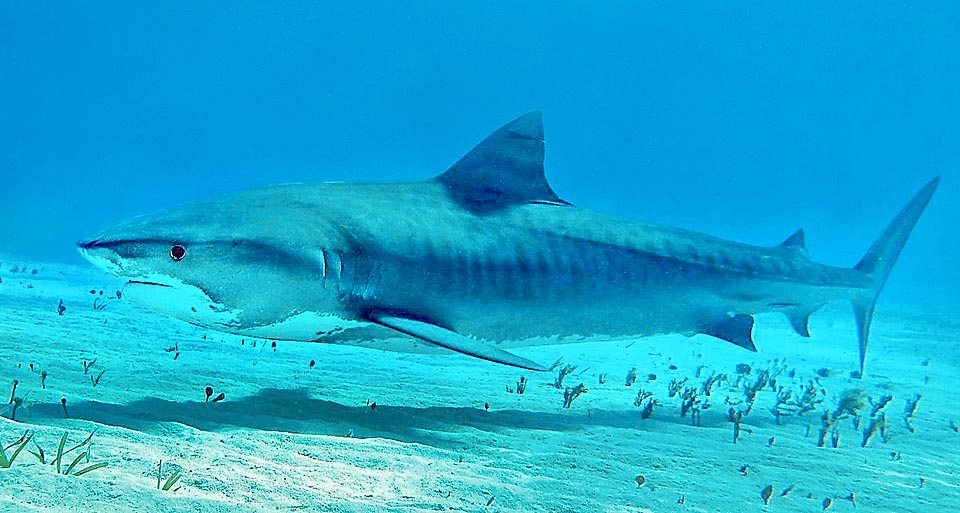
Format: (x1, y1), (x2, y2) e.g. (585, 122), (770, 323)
(77, 112), (939, 374)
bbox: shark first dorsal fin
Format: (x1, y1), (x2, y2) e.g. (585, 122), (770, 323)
(435, 111), (569, 213)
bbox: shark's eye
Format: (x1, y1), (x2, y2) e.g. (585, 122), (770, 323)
(170, 245), (186, 261)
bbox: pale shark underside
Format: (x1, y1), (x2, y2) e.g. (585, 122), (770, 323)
(78, 112), (939, 374)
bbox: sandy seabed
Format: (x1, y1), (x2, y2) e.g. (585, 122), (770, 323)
(0, 256), (957, 513)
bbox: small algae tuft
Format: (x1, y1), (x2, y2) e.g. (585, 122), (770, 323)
(158, 460), (183, 492)
(562, 383), (587, 408)
(554, 364), (577, 389)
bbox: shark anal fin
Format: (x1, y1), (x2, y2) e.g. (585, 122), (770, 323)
(702, 315), (757, 352)
(367, 312), (547, 371)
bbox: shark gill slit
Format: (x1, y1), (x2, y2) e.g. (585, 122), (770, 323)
(320, 247), (328, 289)
(343, 253), (357, 296)
(324, 250), (344, 293)
(352, 254), (367, 297)
(368, 263), (383, 300)
(346, 253), (366, 298)
(358, 256), (377, 299)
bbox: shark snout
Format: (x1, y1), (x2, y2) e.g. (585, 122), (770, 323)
(76, 237), (125, 276)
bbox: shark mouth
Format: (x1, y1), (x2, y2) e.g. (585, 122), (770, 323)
(121, 277), (240, 329)
(127, 280), (173, 288)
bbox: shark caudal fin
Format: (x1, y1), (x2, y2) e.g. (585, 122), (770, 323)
(852, 176), (940, 375)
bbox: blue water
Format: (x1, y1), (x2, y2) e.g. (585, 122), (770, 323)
(1, 5), (958, 511)
(2, 3), (955, 315)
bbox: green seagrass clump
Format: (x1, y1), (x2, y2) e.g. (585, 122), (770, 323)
(0, 431), (33, 469)
(28, 431), (107, 476)
(157, 460), (182, 491)
(3, 430), (107, 476)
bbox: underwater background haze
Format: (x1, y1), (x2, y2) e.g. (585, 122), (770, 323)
(1, 4), (959, 513)
(1, 2), (957, 317)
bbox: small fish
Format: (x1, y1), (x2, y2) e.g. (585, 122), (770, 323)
(761, 484), (774, 505)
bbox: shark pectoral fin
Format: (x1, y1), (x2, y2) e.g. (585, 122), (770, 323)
(701, 314), (757, 352)
(367, 313), (547, 371)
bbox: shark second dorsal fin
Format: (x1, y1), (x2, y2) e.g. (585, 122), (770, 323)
(435, 111), (569, 213)
(779, 228), (809, 258)
(780, 228), (806, 250)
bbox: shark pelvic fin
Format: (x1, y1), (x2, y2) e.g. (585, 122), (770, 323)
(701, 314), (757, 351)
(435, 111), (570, 213)
(367, 312), (547, 371)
